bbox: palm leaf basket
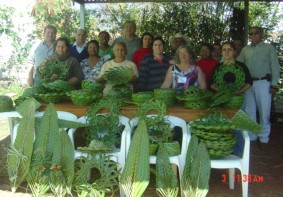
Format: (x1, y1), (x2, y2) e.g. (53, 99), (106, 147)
(131, 91), (154, 105)
(36, 92), (64, 103)
(81, 80), (105, 93)
(104, 66), (135, 85)
(154, 88), (176, 107)
(66, 90), (102, 106)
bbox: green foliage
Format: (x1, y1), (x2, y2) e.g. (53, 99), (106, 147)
(0, 6), (32, 76)
(31, 0), (78, 38)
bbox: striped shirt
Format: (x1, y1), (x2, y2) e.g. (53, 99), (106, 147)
(135, 54), (170, 92)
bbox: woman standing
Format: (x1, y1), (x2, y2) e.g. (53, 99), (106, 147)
(135, 37), (170, 92)
(161, 45), (206, 93)
(210, 41), (252, 94)
(80, 40), (107, 81)
(132, 32), (154, 69)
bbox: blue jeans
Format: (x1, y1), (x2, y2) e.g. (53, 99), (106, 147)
(233, 129), (244, 158)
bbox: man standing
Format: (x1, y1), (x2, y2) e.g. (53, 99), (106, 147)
(70, 28), (88, 62)
(27, 25), (57, 86)
(98, 31), (114, 60)
(112, 21), (140, 60)
(238, 26), (280, 145)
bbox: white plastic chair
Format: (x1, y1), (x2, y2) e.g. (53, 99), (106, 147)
(11, 111), (78, 144)
(128, 115), (191, 182)
(210, 130), (250, 197)
(68, 114), (131, 170)
(0, 111), (21, 143)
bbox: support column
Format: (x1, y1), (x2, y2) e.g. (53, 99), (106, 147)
(80, 3), (85, 29)
(244, 0), (249, 44)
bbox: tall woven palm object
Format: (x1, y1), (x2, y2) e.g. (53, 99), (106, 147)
(182, 135), (211, 197)
(189, 113), (237, 158)
(154, 88), (176, 107)
(156, 143), (179, 197)
(231, 109), (262, 135)
(120, 119), (150, 197)
(104, 66), (135, 85)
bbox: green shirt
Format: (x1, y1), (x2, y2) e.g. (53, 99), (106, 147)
(98, 46), (114, 60)
(237, 41), (280, 86)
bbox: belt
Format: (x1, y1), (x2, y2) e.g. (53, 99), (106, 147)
(252, 77), (268, 81)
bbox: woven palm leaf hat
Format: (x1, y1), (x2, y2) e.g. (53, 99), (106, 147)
(169, 33), (191, 46)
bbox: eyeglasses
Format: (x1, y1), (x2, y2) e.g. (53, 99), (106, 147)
(249, 31), (260, 36)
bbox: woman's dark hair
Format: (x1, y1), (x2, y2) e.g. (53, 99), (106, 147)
(221, 41), (236, 51)
(140, 32), (154, 45)
(87, 40), (100, 50)
(199, 43), (213, 52)
(54, 37), (71, 51)
(153, 36), (165, 46)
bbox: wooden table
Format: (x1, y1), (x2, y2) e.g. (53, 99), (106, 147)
(39, 102), (238, 122)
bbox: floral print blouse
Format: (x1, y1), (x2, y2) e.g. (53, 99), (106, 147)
(80, 57), (107, 81)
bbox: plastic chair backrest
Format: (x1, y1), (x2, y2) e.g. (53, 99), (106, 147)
(128, 114), (190, 182)
(12, 111), (77, 144)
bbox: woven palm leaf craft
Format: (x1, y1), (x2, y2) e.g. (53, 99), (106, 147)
(66, 89), (102, 106)
(208, 88), (235, 109)
(137, 99), (167, 126)
(85, 99), (123, 149)
(137, 99), (180, 156)
(104, 66), (135, 85)
(224, 95), (244, 108)
(176, 86), (211, 109)
(231, 109), (262, 135)
(156, 143), (179, 197)
(131, 91), (154, 105)
(38, 59), (69, 82)
(36, 92), (64, 103)
(42, 80), (75, 92)
(81, 80), (105, 93)
(213, 63), (245, 90)
(154, 88), (176, 107)
(107, 85), (132, 100)
(189, 113), (237, 158)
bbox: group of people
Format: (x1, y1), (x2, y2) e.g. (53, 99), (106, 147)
(27, 22), (280, 147)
